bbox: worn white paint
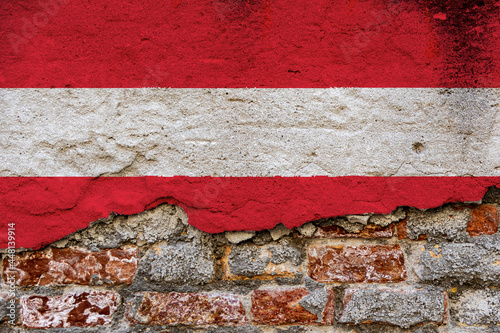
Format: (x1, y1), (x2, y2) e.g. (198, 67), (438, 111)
(1, 88), (499, 176)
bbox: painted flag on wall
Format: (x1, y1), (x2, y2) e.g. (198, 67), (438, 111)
(1, 0), (500, 249)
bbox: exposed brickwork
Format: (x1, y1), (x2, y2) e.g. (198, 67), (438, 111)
(2, 198), (499, 331)
(298, 223), (394, 239)
(20, 291), (118, 328)
(307, 245), (407, 283)
(139, 242), (214, 285)
(339, 288), (447, 328)
(251, 288), (335, 325)
(3, 246), (138, 286)
(467, 205), (499, 237)
(128, 292), (247, 326)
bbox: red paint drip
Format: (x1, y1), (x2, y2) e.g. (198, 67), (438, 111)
(1, 177), (499, 249)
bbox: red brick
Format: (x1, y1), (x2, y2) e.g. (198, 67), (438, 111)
(299, 223), (394, 239)
(21, 291), (118, 328)
(251, 288), (335, 325)
(397, 219), (408, 239)
(467, 205), (499, 236)
(128, 292), (247, 326)
(3, 246), (138, 286)
(308, 245), (407, 283)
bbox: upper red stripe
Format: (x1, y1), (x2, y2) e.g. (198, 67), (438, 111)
(1, 0), (499, 87)
(1, 177), (499, 249)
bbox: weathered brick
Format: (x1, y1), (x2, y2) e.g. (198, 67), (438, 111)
(298, 223), (394, 239)
(402, 206), (470, 240)
(455, 290), (500, 325)
(139, 242), (214, 284)
(308, 245), (406, 283)
(397, 218), (410, 239)
(466, 205), (499, 237)
(225, 230), (256, 244)
(21, 291), (118, 328)
(3, 246), (138, 286)
(128, 292), (247, 326)
(221, 240), (302, 280)
(414, 237), (500, 285)
(251, 288), (335, 325)
(339, 288), (447, 328)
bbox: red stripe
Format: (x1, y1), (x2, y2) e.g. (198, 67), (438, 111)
(1, 0), (499, 87)
(1, 177), (499, 249)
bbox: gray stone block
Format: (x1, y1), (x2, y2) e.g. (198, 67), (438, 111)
(339, 288), (447, 328)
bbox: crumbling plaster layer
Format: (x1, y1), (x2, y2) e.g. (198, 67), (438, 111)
(1, 88), (499, 177)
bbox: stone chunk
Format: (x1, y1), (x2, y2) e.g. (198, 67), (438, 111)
(308, 245), (406, 283)
(295, 223), (316, 237)
(128, 292), (247, 326)
(225, 231), (256, 244)
(404, 206), (470, 240)
(339, 288), (447, 328)
(71, 204), (187, 249)
(298, 288), (334, 323)
(327, 217), (365, 233)
(222, 240), (302, 280)
(346, 215), (370, 224)
(369, 207), (406, 227)
(269, 223), (293, 241)
(455, 290), (500, 325)
(21, 291), (118, 328)
(298, 223), (394, 239)
(140, 242), (214, 284)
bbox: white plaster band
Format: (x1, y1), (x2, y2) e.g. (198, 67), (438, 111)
(1, 88), (499, 177)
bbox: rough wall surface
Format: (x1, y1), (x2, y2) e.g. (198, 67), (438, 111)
(1, 0), (499, 87)
(1, 87), (500, 249)
(2, 176), (500, 250)
(1, 190), (499, 332)
(2, 89), (499, 177)
(2, 0), (500, 330)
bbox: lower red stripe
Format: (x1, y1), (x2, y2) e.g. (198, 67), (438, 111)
(1, 177), (499, 249)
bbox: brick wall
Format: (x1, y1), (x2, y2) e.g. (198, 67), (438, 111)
(1, 187), (499, 332)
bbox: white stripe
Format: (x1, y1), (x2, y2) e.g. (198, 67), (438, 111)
(1, 88), (499, 177)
